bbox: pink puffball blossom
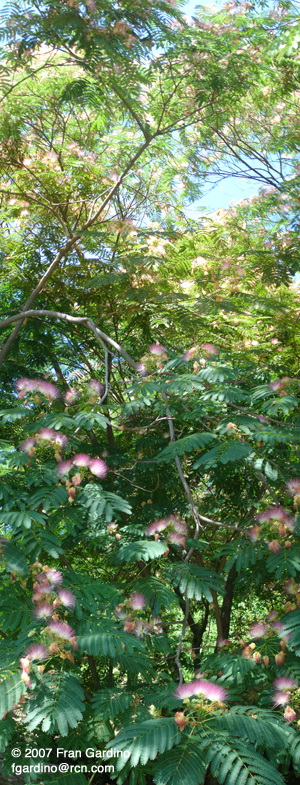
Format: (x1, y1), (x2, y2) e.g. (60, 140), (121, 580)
(46, 569), (63, 585)
(88, 379), (105, 397)
(149, 343), (168, 357)
(128, 592), (147, 610)
(136, 362), (147, 376)
(202, 343), (219, 357)
(16, 378), (37, 393)
(176, 679), (227, 703)
(52, 433), (68, 449)
(21, 437), (36, 455)
(272, 621), (290, 642)
(182, 346), (198, 362)
(284, 579), (297, 594)
(249, 526), (260, 541)
(286, 479), (300, 497)
(38, 428), (55, 441)
(268, 540), (281, 554)
(147, 518), (169, 535)
(48, 621), (76, 640)
(284, 706), (296, 722)
(26, 644), (48, 661)
(89, 458), (107, 479)
(36, 380), (60, 400)
(266, 610), (278, 621)
(58, 589), (76, 608)
(73, 453), (91, 468)
(34, 603), (53, 619)
(65, 388), (79, 405)
(57, 460), (73, 476)
(169, 532), (186, 547)
(250, 623), (267, 638)
(274, 677), (297, 691)
(20, 657), (31, 673)
(272, 691), (289, 707)
(257, 507), (286, 523)
(21, 671), (31, 687)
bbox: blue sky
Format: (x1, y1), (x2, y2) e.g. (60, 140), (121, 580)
(181, 0), (264, 214)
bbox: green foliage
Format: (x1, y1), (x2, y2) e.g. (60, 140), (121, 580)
(106, 718), (182, 769)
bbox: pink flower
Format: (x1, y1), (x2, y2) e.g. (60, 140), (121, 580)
(257, 507), (286, 523)
(128, 593), (147, 610)
(182, 347), (198, 362)
(48, 621), (76, 640)
(284, 579), (296, 594)
(202, 343), (219, 357)
(65, 388), (79, 405)
(266, 610), (278, 621)
(73, 453), (91, 468)
(273, 677), (297, 691)
(217, 638), (229, 648)
(26, 644), (47, 661)
(15, 377), (37, 392)
(21, 437), (36, 455)
(38, 428), (55, 441)
(284, 706), (296, 722)
(268, 540), (281, 553)
(36, 381), (60, 400)
(272, 691), (289, 706)
(21, 671), (31, 687)
(89, 458), (107, 479)
(58, 589), (76, 608)
(147, 518), (168, 535)
(149, 343), (168, 357)
(57, 459), (73, 476)
(88, 380), (105, 396)
(272, 622), (290, 642)
(20, 657), (31, 673)
(269, 380), (282, 392)
(34, 603), (53, 619)
(168, 532), (186, 547)
(72, 473), (82, 486)
(249, 525), (260, 541)
(175, 679), (227, 702)
(46, 569), (63, 585)
(250, 623), (267, 638)
(285, 517), (295, 532)
(52, 433), (68, 449)
(123, 617), (135, 633)
(136, 362), (147, 376)
(286, 479), (300, 497)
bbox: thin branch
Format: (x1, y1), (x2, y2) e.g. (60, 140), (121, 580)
(0, 135), (153, 368)
(174, 588), (190, 685)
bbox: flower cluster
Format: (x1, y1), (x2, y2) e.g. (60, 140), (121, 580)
(174, 678), (227, 729)
(250, 506), (295, 551)
(57, 452), (107, 500)
(114, 592), (162, 638)
(146, 515), (188, 549)
(269, 377), (291, 394)
(19, 562), (78, 687)
(16, 377), (60, 401)
(21, 428), (68, 458)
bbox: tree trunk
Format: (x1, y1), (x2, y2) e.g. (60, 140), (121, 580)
(220, 564), (236, 639)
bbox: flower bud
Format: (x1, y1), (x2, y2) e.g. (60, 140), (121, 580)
(174, 712), (187, 731)
(253, 651), (261, 663)
(263, 656), (269, 668)
(275, 651), (285, 666)
(284, 705), (296, 722)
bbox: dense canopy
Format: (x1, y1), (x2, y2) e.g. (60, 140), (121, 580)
(1, 1), (300, 784)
